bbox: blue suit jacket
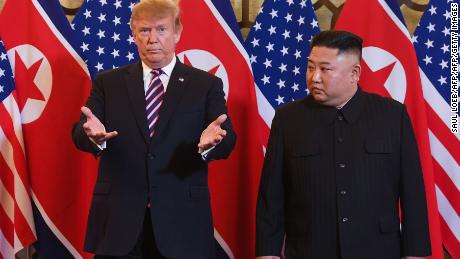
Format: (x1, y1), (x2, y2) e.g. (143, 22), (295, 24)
(73, 59), (236, 258)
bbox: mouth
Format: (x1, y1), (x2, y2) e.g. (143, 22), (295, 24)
(310, 88), (323, 94)
(147, 49), (161, 53)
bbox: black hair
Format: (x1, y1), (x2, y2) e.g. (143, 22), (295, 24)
(310, 30), (363, 59)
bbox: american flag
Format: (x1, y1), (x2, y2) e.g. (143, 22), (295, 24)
(245, 0), (319, 135)
(0, 38), (36, 258)
(72, 0), (139, 78)
(413, 1), (460, 257)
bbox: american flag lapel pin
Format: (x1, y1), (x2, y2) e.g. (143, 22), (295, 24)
(178, 77), (184, 82)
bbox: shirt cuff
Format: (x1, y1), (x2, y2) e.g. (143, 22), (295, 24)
(201, 146), (216, 160)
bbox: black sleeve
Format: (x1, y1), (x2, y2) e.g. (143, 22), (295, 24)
(399, 105), (432, 256)
(201, 76), (236, 161)
(256, 111), (285, 256)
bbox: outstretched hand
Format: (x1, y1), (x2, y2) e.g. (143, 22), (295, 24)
(198, 114), (227, 153)
(81, 106), (118, 145)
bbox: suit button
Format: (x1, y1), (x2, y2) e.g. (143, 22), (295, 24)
(338, 163), (346, 168)
(342, 217), (349, 223)
(147, 153), (154, 159)
(340, 190), (347, 195)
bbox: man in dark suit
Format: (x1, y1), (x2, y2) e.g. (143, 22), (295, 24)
(72, 0), (236, 258)
(256, 31), (431, 259)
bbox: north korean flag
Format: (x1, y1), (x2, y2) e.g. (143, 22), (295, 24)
(177, 1), (265, 258)
(0, 0), (97, 258)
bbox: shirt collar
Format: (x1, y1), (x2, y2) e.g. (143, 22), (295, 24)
(141, 55), (176, 79)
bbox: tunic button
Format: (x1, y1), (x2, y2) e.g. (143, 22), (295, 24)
(337, 137), (343, 143)
(340, 190), (347, 195)
(338, 115), (344, 121)
(338, 163), (346, 168)
(342, 217), (349, 223)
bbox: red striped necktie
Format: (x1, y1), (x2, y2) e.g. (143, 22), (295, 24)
(145, 69), (164, 137)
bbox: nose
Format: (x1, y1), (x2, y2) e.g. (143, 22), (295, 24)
(147, 31), (158, 43)
(310, 69), (321, 83)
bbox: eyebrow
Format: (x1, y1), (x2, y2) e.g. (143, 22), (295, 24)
(308, 59), (331, 65)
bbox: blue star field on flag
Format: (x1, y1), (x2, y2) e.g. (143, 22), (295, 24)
(0, 38), (15, 102)
(72, 0), (140, 78)
(413, 0), (455, 114)
(245, 0), (320, 109)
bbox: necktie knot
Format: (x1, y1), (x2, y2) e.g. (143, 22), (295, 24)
(151, 69), (162, 77)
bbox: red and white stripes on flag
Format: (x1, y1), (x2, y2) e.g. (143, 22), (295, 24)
(0, 0), (97, 258)
(412, 1), (460, 256)
(0, 79), (37, 258)
(422, 67), (460, 257)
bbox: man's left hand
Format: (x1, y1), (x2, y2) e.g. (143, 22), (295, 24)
(198, 114), (227, 153)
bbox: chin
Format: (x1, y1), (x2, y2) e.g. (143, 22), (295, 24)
(311, 92), (323, 99)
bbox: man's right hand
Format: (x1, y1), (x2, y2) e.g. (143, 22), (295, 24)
(81, 106), (118, 145)
(256, 257), (280, 259)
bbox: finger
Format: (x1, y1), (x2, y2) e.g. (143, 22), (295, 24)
(209, 135), (223, 146)
(91, 132), (106, 140)
(213, 129), (226, 138)
(103, 131), (118, 140)
(211, 114), (227, 127)
(218, 129), (227, 137)
(215, 135), (223, 143)
(93, 132), (117, 144)
(81, 106), (94, 120)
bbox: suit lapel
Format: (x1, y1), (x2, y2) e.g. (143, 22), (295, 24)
(152, 60), (189, 143)
(125, 62), (150, 144)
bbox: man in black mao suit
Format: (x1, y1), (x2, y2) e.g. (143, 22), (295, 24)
(256, 31), (431, 259)
(72, 0), (236, 258)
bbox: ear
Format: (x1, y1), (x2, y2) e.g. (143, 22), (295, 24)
(132, 31), (136, 41)
(351, 63), (361, 84)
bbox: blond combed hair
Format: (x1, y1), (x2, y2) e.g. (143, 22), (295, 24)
(130, 0), (182, 31)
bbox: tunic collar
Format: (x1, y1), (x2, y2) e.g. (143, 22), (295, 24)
(304, 87), (363, 125)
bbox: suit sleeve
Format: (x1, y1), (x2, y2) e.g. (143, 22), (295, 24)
(72, 74), (106, 156)
(202, 76), (236, 161)
(256, 111), (285, 256)
(399, 105), (432, 256)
